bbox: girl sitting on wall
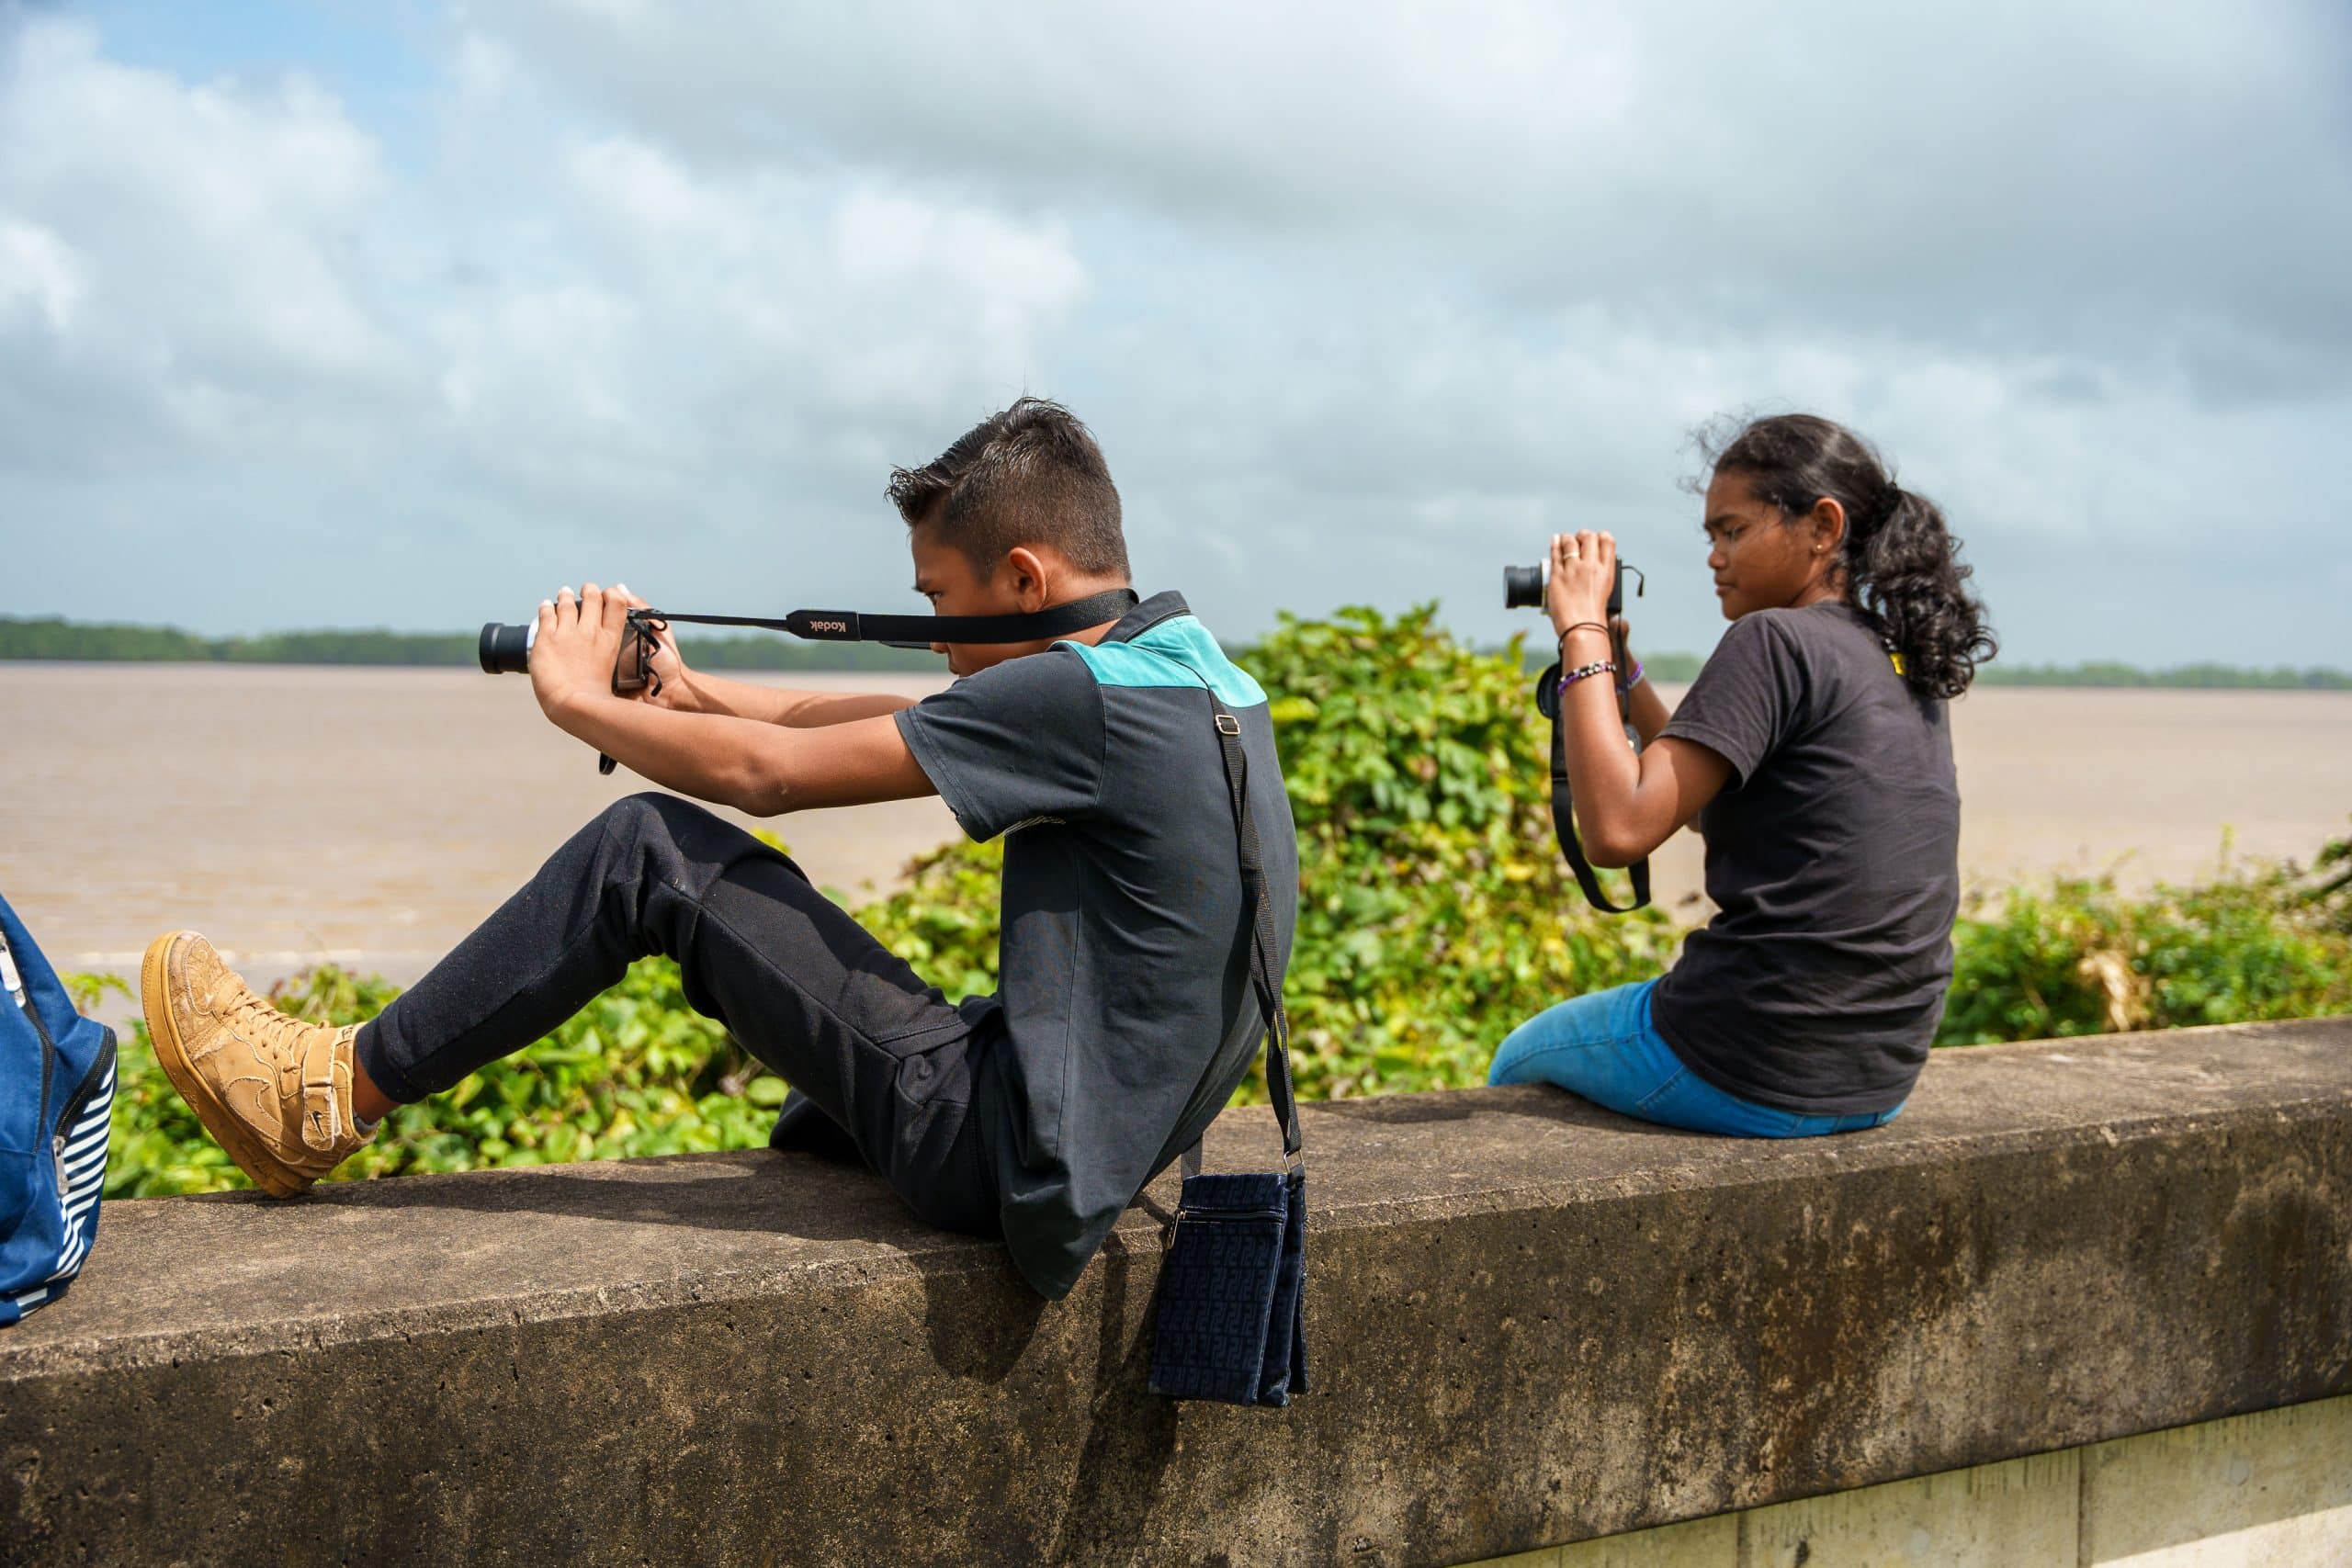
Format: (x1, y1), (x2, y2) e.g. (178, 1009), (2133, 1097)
(1487, 414), (1996, 1136)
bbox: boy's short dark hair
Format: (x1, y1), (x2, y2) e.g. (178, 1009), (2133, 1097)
(888, 398), (1131, 581)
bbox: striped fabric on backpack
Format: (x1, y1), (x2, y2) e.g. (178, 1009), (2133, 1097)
(3, 893), (117, 1325)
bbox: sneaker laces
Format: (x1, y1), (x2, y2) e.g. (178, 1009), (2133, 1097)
(209, 977), (325, 1062)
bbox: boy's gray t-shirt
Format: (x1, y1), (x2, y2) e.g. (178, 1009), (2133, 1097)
(893, 591), (1297, 1298)
(1652, 603), (1959, 1114)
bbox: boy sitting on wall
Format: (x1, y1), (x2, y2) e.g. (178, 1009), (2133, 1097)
(141, 399), (1298, 1299)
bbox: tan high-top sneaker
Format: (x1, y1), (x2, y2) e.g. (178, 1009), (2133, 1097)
(140, 931), (377, 1197)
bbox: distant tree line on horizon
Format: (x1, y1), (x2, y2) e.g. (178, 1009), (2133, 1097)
(0, 615), (940, 672)
(1970, 661), (2352, 690)
(3, 614), (2346, 689)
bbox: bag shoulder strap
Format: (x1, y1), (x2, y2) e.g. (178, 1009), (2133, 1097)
(1180, 686), (1301, 1179)
(0, 926), (57, 1141)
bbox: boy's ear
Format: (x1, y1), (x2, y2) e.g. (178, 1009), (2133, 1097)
(1002, 545), (1049, 609)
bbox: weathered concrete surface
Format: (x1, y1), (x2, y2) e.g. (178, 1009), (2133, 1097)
(4, 1018), (2348, 1566)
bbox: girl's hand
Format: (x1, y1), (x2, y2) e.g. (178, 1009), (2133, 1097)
(1545, 530), (1618, 638)
(611, 585), (697, 711)
(529, 583), (628, 724)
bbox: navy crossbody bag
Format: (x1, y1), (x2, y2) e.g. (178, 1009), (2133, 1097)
(1146, 688), (1307, 1407)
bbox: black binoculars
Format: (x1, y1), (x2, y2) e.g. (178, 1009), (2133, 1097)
(1502, 560), (1644, 617)
(478, 614), (662, 694)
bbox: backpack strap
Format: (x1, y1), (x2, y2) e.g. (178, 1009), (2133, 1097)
(0, 927), (55, 1151)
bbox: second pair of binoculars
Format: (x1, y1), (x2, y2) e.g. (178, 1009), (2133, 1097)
(1502, 558), (1644, 617)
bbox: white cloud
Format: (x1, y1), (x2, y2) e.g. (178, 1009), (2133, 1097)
(0, 5), (2345, 667)
(0, 13), (1091, 598)
(0, 217), (84, 333)
(468, 0), (2352, 395)
(0, 17), (409, 471)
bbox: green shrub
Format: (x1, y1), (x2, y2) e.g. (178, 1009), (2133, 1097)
(1939, 855), (2352, 1044)
(1232, 604), (1682, 1093)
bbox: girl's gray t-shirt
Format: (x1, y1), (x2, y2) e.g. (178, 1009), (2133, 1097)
(1652, 603), (1959, 1114)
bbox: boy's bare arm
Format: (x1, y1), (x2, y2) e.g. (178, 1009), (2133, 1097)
(615, 588), (919, 728)
(672, 669), (918, 728)
(549, 697), (932, 816)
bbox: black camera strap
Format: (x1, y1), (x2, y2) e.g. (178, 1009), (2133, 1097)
(1536, 623), (1651, 914)
(591, 588), (1141, 776)
(638, 588), (1140, 651)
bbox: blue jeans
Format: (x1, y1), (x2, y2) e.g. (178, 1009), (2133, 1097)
(1487, 979), (1905, 1138)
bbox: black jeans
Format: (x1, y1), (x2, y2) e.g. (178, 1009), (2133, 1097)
(356, 794), (1001, 1235)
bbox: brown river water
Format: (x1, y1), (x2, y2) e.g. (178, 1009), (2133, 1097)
(5, 666), (2349, 1016)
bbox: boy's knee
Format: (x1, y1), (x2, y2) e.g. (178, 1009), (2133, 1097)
(596, 791), (706, 842)
(593, 791), (787, 886)
(583, 792), (708, 872)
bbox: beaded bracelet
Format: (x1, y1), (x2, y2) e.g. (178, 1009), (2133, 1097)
(1616, 660), (1645, 694)
(1559, 659), (1616, 687)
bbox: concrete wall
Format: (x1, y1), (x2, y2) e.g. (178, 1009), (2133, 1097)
(1470, 1395), (2352, 1566)
(5, 1018), (2348, 1565)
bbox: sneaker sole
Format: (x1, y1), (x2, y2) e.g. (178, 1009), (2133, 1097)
(141, 931), (311, 1199)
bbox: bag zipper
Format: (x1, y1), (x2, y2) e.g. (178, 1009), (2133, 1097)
(1177, 1204), (1289, 1224)
(50, 1032), (116, 1201)
(1, 931), (59, 1188)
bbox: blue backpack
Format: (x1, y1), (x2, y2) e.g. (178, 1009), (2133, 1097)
(2, 893), (117, 1325)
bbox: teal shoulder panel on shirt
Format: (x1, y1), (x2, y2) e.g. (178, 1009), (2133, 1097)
(1057, 615), (1267, 706)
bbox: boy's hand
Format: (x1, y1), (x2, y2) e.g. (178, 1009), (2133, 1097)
(612, 585), (697, 711)
(529, 583), (628, 723)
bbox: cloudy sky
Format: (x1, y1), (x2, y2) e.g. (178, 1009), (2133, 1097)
(3, 0), (2346, 664)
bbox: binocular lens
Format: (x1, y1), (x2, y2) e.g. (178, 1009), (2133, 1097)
(479, 622), (536, 675)
(1502, 565), (1544, 610)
